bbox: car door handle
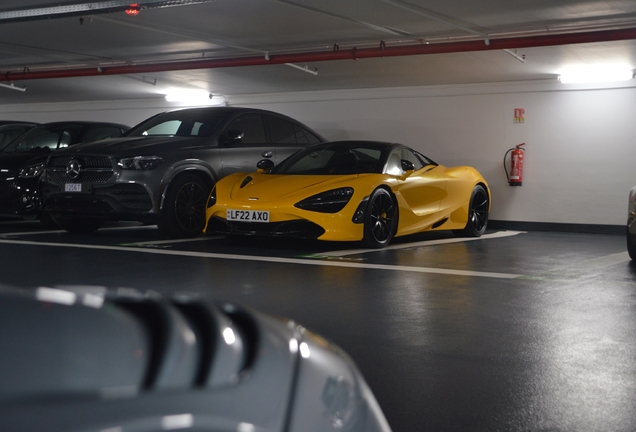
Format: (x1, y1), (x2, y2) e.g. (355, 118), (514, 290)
(262, 151), (273, 158)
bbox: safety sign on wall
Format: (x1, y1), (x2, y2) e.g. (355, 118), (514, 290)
(514, 108), (525, 124)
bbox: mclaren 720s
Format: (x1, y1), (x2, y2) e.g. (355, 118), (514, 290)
(204, 140), (490, 248)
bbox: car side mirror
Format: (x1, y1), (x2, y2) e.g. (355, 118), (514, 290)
(256, 158), (275, 173)
(220, 129), (244, 146)
(401, 159), (415, 173)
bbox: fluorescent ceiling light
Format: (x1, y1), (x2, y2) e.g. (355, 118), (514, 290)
(0, 82), (26, 92)
(164, 89), (226, 106)
(558, 66), (634, 84)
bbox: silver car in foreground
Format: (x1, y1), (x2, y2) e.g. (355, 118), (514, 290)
(0, 286), (391, 432)
(628, 185), (636, 260)
(40, 107), (325, 238)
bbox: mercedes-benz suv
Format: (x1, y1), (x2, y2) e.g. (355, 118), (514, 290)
(40, 107), (325, 237)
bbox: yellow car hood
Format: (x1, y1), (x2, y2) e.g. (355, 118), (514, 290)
(228, 173), (361, 203)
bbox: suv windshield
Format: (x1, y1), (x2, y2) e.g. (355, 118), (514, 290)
(126, 109), (229, 138)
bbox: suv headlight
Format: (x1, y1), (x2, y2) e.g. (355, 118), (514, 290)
(294, 187), (354, 213)
(19, 162), (44, 178)
(117, 156), (163, 170)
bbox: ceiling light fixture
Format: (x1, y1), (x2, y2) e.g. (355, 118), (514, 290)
(164, 89), (226, 106)
(558, 65), (635, 84)
(285, 63), (318, 76)
(0, 82), (26, 92)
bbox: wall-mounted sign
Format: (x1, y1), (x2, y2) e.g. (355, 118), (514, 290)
(514, 108), (525, 124)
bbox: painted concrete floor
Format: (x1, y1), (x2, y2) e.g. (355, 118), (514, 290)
(1, 219), (634, 431)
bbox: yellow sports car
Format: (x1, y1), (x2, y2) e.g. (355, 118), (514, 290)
(204, 141), (490, 248)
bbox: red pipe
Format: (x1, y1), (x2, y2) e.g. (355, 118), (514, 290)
(4, 27), (636, 82)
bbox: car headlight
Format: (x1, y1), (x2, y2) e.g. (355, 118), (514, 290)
(294, 187), (354, 213)
(19, 162), (44, 178)
(117, 156), (163, 170)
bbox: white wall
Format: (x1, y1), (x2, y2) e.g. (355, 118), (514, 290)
(1, 80), (634, 226)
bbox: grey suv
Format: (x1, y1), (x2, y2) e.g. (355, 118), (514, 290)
(40, 107), (325, 237)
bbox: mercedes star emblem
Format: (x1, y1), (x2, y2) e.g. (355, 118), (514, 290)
(66, 158), (83, 180)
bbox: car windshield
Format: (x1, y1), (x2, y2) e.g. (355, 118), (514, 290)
(125, 109), (229, 138)
(2, 124), (84, 153)
(0, 126), (32, 152)
(271, 142), (387, 175)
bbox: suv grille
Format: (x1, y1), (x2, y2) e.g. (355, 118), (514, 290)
(48, 155), (111, 168)
(47, 170), (113, 184)
(46, 155), (114, 184)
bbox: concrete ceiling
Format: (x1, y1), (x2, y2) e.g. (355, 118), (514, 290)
(1, 0), (636, 104)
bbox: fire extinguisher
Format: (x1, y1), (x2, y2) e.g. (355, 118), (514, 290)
(504, 143), (525, 186)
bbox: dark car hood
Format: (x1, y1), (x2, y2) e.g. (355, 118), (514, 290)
(0, 151), (48, 170)
(55, 136), (208, 156)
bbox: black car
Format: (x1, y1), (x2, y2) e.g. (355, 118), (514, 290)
(0, 122), (129, 222)
(40, 107), (325, 238)
(0, 122), (39, 151)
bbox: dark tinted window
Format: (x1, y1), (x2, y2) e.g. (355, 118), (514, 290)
(293, 124), (322, 144)
(402, 148), (424, 170)
(83, 126), (125, 143)
(224, 114), (266, 144)
(266, 116), (296, 144)
(126, 110), (228, 137)
(272, 142), (385, 175)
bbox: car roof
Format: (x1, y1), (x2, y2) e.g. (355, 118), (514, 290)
(32, 121), (129, 128)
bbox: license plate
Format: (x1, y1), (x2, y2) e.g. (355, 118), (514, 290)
(65, 183), (82, 192)
(227, 209), (269, 223)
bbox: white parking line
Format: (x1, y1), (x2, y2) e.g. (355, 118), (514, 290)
(306, 230), (526, 258)
(539, 251), (631, 279)
(0, 224), (157, 237)
(0, 238), (524, 279)
(120, 236), (225, 246)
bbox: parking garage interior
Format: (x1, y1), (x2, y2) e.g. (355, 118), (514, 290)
(1, 1), (636, 431)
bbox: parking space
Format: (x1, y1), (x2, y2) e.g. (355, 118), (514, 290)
(1, 218), (635, 431)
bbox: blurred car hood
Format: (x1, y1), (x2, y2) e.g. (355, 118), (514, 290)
(0, 286), (391, 432)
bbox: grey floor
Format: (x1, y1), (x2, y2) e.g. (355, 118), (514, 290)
(1, 218), (635, 431)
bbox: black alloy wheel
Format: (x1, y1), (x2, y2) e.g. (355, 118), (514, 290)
(454, 184), (489, 237)
(52, 216), (104, 234)
(628, 227), (636, 260)
(363, 188), (397, 248)
(158, 174), (212, 238)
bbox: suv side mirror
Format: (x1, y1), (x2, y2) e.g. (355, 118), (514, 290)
(220, 129), (244, 146)
(257, 159), (275, 173)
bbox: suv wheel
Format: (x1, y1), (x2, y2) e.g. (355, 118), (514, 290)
(158, 174), (212, 238)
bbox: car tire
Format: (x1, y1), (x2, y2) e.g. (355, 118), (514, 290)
(454, 184), (489, 237)
(158, 174), (212, 239)
(52, 216), (104, 234)
(363, 188), (397, 248)
(628, 227), (636, 260)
